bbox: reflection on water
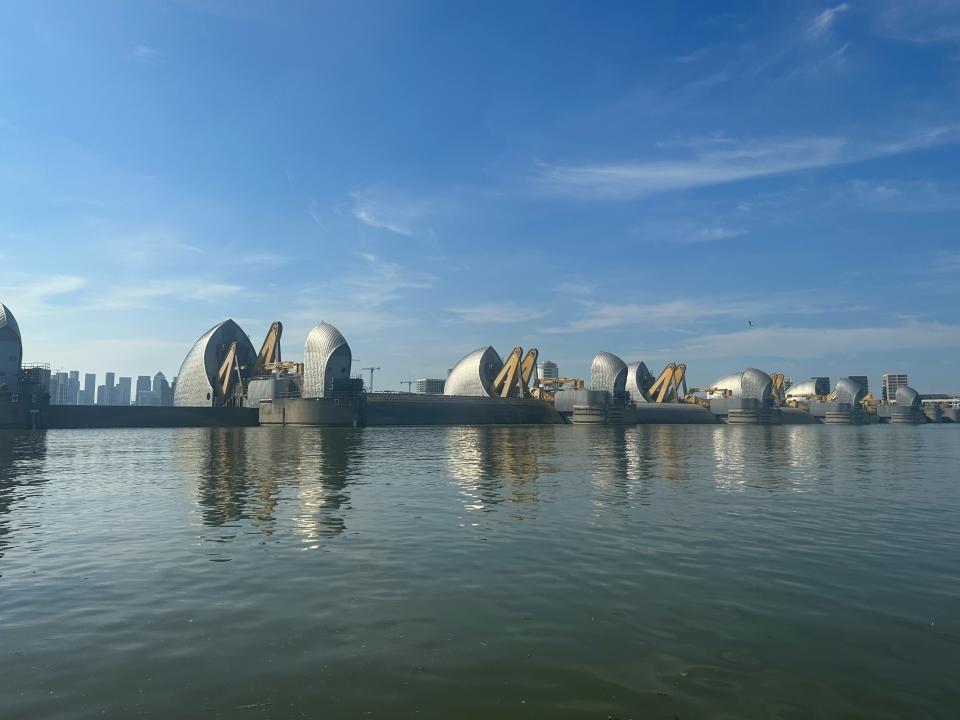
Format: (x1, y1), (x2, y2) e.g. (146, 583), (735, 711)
(446, 426), (544, 517)
(0, 431), (48, 559)
(181, 427), (362, 548)
(3, 424), (960, 720)
(291, 427), (361, 546)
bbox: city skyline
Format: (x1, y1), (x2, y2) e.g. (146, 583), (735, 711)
(1, 2), (959, 392)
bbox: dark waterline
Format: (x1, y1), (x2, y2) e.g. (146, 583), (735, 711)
(1, 425), (958, 719)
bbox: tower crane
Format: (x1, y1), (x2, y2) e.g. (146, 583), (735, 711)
(401, 380), (414, 392)
(361, 366), (381, 392)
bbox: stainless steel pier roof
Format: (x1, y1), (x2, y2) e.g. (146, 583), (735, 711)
(303, 322), (352, 398)
(444, 346), (504, 397)
(173, 319), (257, 407)
(0, 302), (23, 385)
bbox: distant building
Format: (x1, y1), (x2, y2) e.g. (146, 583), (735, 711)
(103, 372), (116, 405)
(49, 372), (69, 404)
(921, 394), (960, 409)
(96, 384), (107, 405)
(137, 390), (161, 406)
(882, 373), (908, 403)
(135, 375), (152, 405)
(66, 370), (80, 405)
(849, 375), (869, 395)
(117, 376), (132, 406)
(153, 372), (173, 406)
(538, 360), (559, 383)
(82, 373), (96, 405)
(415, 378), (445, 394)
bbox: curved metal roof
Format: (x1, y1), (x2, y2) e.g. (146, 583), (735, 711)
(444, 346), (503, 397)
(173, 319), (257, 407)
(785, 378), (820, 398)
(0, 303), (21, 341)
(591, 351), (627, 395)
(708, 368), (773, 403)
(0, 302), (23, 382)
(625, 360), (655, 403)
(303, 322), (352, 398)
(833, 377), (865, 405)
(895, 385), (920, 407)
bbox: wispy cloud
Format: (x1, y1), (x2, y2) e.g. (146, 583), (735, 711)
(536, 126), (960, 200)
(88, 278), (244, 311)
(871, 1), (960, 44)
(635, 219), (747, 244)
(543, 292), (870, 335)
(676, 320), (960, 359)
(131, 44), (160, 63)
(447, 303), (545, 324)
(809, 4), (850, 38)
(0, 273), (87, 317)
(543, 298), (764, 334)
(351, 188), (436, 238)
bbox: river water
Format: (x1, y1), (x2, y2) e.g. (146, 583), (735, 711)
(1, 425), (958, 719)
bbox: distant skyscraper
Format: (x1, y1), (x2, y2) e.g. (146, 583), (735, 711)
(96, 384), (107, 405)
(83, 373), (96, 405)
(66, 370), (80, 405)
(117, 377), (132, 406)
(415, 378), (445, 394)
(135, 375), (152, 405)
(103, 372), (116, 405)
(49, 372), (69, 404)
(882, 373), (909, 403)
(153, 372), (173, 406)
(538, 360), (559, 383)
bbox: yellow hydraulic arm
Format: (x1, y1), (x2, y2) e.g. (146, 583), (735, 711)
(215, 341), (243, 403)
(648, 363), (680, 403)
(520, 348), (538, 388)
(770, 372), (785, 405)
(253, 321), (283, 375)
(491, 346), (524, 397)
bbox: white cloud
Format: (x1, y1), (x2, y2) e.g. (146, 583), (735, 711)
(810, 4), (850, 38)
(0, 273), (87, 317)
(351, 188), (436, 238)
(447, 303), (545, 324)
(872, 1), (960, 43)
(543, 298), (762, 334)
(88, 278), (244, 310)
(536, 126), (960, 200)
(636, 219), (747, 243)
(676, 321), (960, 359)
(131, 44), (160, 62)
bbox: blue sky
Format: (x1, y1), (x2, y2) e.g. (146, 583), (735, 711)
(1, 1), (959, 392)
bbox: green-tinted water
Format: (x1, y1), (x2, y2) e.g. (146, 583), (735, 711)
(1, 425), (958, 719)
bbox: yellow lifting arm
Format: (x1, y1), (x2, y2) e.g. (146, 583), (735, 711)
(253, 321), (283, 375)
(648, 363), (677, 403)
(520, 348), (539, 389)
(491, 346), (524, 398)
(216, 341), (241, 401)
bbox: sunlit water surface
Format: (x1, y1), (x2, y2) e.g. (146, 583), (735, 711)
(1, 425), (958, 719)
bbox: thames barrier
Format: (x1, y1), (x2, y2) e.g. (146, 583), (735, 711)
(1, 304), (955, 430)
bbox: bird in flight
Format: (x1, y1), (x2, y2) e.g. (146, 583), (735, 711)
(747, 320), (753, 327)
